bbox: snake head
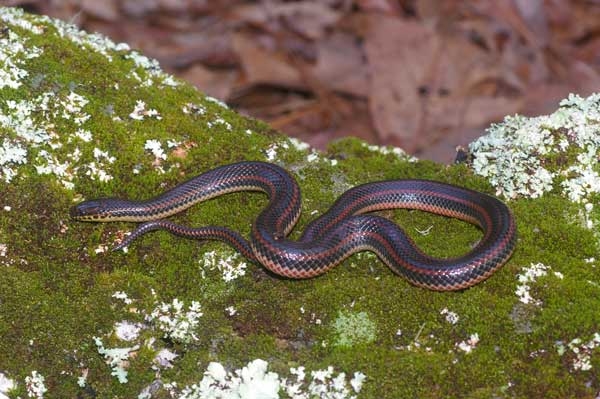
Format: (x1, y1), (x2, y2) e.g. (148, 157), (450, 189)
(71, 198), (146, 222)
(70, 198), (127, 221)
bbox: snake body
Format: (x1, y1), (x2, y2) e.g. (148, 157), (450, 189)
(70, 161), (516, 291)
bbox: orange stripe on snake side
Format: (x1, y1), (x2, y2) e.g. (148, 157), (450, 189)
(70, 161), (516, 291)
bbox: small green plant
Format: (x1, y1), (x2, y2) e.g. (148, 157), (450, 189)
(332, 310), (377, 348)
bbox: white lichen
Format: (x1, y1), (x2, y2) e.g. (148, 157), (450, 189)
(94, 337), (139, 384)
(456, 333), (480, 354)
(176, 360), (365, 399)
(130, 100), (161, 121)
(0, 8), (192, 187)
(515, 262), (552, 306)
(1, 8), (177, 87)
(225, 306), (237, 316)
(154, 348), (178, 369)
(204, 96), (228, 108)
(146, 298), (203, 345)
(289, 137), (310, 152)
(556, 332), (600, 371)
(470, 93), (600, 204)
(24, 371), (47, 398)
(112, 291), (134, 305)
(0, 88), (112, 187)
(440, 308), (460, 325)
(0, 26), (41, 89)
(114, 320), (143, 342)
(199, 250), (247, 282)
(0, 138), (27, 182)
(144, 139), (167, 160)
(0, 372), (16, 399)
(206, 116), (232, 131)
(77, 369), (88, 388)
(362, 142), (417, 162)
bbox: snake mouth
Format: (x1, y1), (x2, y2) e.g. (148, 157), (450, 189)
(70, 204), (101, 220)
(69, 205), (80, 219)
(69, 199), (111, 221)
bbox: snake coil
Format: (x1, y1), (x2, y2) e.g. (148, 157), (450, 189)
(71, 161), (516, 291)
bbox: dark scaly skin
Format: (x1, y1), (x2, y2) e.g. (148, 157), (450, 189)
(71, 161), (517, 291)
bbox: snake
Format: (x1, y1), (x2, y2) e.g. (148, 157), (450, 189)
(70, 161), (517, 291)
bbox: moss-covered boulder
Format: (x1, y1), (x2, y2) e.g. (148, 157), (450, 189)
(0, 7), (599, 398)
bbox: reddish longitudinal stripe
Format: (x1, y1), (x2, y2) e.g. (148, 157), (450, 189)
(73, 161), (516, 291)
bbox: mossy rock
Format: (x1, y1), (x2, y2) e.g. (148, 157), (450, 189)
(0, 7), (599, 399)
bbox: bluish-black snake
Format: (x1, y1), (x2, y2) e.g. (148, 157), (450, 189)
(71, 161), (517, 290)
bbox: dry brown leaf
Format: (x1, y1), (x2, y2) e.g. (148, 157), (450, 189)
(364, 14), (525, 153)
(363, 16), (439, 151)
(180, 64), (239, 100)
(81, 0), (119, 21)
(355, 0), (401, 14)
(167, 32), (239, 69)
(232, 32), (304, 89)
(309, 32), (369, 98)
(231, 1), (341, 40)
